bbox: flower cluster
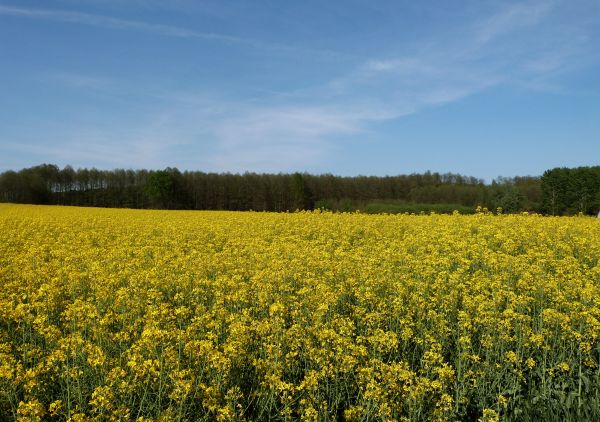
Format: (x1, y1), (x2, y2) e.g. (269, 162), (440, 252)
(1, 204), (599, 420)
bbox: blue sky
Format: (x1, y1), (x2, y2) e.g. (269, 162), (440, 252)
(0, 0), (599, 181)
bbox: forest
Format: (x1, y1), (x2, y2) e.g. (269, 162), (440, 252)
(0, 164), (598, 215)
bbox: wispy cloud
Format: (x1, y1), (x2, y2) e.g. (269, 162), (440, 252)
(0, 5), (250, 43)
(207, 105), (397, 172)
(473, 1), (555, 46)
(47, 71), (115, 91)
(0, 123), (182, 170)
(199, 0), (596, 171)
(3, 1), (597, 173)
(0, 4), (349, 60)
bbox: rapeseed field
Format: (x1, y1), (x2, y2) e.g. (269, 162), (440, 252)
(1, 204), (599, 421)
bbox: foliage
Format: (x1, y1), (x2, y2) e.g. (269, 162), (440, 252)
(144, 169), (191, 209)
(361, 201), (475, 214)
(541, 166), (600, 215)
(0, 164), (545, 213)
(290, 173), (315, 211)
(1, 204), (600, 420)
(145, 170), (175, 208)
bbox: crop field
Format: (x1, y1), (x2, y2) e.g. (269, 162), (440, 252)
(1, 204), (600, 421)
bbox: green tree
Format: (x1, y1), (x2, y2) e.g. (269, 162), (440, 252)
(541, 168), (569, 215)
(145, 170), (174, 208)
(290, 172), (314, 210)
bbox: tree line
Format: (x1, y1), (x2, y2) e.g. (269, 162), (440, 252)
(0, 163), (597, 215)
(541, 166), (600, 215)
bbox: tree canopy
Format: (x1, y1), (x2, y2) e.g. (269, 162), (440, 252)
(0, 164), (597, 215)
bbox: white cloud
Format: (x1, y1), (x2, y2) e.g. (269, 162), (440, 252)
(364, 58), (435, 74)
(47, 71), (115, 91)
(0, 5), (250, 43)
(0, 4), (349, 60)
(197, 0), (595, 171)
(473, 1), (555, 46)
(3, 1), (597, 173)
(0, 108), (195, 170)
(206, 105), (390, 172)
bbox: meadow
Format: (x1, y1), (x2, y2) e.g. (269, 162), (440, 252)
(1, 204), (599, 421)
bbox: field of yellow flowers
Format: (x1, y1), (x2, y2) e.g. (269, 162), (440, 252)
(1, 204), (600, 421)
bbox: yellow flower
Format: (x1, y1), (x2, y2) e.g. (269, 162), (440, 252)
(498, 394), (509, 407)
(17, 399), (46, 421)
(558, 362), (570, 372)
(49, 400), (62, 416)
(480, 408), (499, 422)
(505, 350), (518, 365)
(2, 204), (600, 420)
